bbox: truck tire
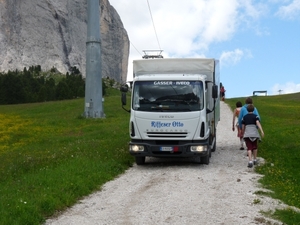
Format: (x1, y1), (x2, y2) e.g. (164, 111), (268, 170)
(135, 156), (146, 165)
(200, 147), (210, 165)
(211, 136), (216, 152)
(200, 154), (210, 165)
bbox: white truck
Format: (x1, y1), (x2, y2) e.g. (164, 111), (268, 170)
(121, 58), (220, 165)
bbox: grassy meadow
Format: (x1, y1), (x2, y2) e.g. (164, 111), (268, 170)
(0, 87), (300, 224)
(226, 93), (300, 224)
(0, 88), (134, 224)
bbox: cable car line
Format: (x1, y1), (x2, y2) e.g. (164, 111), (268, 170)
(146, 0), (162, 51)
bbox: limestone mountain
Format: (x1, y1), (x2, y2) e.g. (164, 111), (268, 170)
(0, 0), (129, 83)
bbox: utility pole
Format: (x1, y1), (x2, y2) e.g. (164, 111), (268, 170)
(84, 0), (105, 118)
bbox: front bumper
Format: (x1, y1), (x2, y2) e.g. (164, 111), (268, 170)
(129, 140), (210, 158)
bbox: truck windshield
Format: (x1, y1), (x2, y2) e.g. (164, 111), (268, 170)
(132, 81), (204, 112)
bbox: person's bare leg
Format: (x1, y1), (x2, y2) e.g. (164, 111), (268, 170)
(252, 149), (257, 159)
(253, 149), (257, 164)
(248, 150), (252, 162)
(245, 139), (253, 167)
(240, 138), (244, 149)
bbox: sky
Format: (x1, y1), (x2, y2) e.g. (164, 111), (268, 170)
(108, 0), (300, 98)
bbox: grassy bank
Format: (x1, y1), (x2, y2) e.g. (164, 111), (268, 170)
(0, 88), (134, 225)
(1, 88), (300, 224)
(226, 93), (300, 224)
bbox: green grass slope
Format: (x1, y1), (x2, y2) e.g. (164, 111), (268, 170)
(0, 88), (133, 225)
(1, 89), (300, 224)
(226, 93), (300, 224)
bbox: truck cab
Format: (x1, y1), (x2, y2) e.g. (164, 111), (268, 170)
(121, 58), (220, 165)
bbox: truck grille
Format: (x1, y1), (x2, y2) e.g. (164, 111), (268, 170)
(147, 132), (188, 138)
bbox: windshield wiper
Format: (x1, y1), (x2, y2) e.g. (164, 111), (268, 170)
(151, 105), (170, 111)
(174, 108), (192, 111)
(160, 99), (190, 105)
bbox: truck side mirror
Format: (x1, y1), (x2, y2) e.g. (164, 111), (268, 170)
(120, 84), (128, 92)
(121, 92), (127, 106)
(120, 84), (128, 105)
(212, 85), (218, 99)
(120, 84), (130, 113)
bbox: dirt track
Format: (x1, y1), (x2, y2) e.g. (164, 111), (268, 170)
(46, 101), (284, 225)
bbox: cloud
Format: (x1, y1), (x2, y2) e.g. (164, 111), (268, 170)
(276, 0), (300, 20)
(110, 0), (273, 61)
(110, 0), (253, 58)
(146, 0), (241, 56)
(241, 0), (268, 20)
(109, 0), (276, 83)
(219, 49), (252, 66)
(271, 82), (300, 95)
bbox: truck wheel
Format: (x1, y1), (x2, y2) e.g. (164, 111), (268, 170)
(201, 155), (209, 165)
(135, 156), (146, 165)
(200, 154), (210, 165)
(211, 137), (216, 152)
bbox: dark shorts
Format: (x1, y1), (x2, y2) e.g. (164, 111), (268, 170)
(244, 138), (258, 151)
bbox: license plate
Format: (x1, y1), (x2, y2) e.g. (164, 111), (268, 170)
(160, 146), (173, 151)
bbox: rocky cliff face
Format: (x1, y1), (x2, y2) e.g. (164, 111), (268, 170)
(0, 0), (129, 83)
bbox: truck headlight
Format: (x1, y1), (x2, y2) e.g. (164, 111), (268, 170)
(190, 146), (207, 152)
(130, 145), (144, 152)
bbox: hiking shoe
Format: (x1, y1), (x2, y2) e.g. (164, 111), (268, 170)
(248, 162), (253, 168)
(253, 160), (257, 165)
(240, 147), (244, 150)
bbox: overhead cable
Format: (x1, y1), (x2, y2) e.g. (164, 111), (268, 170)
(146, 0), (162, 51)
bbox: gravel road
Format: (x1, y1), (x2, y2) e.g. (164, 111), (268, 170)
(45, 101), (284, 225)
